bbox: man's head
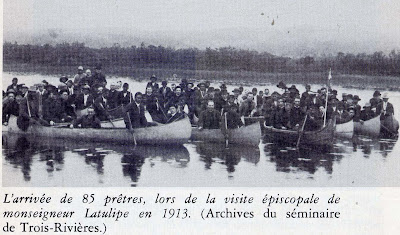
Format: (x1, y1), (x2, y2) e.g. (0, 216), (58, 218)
(161, 81), (167, 87)
(87, 107), (95, 117)
(146, 86), (153, 95)
(264, 88), (269, 96)
(67, 80), (73, 88)
(207, 100), (215, 110)
(85, 69), (92, 76)
(187, 82), (194, 89)
(277, 98), (285, 108)
(123, 83), (129, 91)
(382, 93), (389, 102)
(169, 105), (177, 115)
(305, 84), (311, 91)
(171, 83), (177, 91)
(60, 91), (69, 100)
(348, 108), (355, 117)
(294, 98), (301, 108)
(285, 102), (292, 111)
(135, 92), (143, 103)
(12, 77), (18, 85)
(205, 81), (211, 88)
(7, 90), (15, 100)
(199, 83), (206, 91)
(175, 86), (182, 96)
(247, 93), (254, 101)
(78, 66), (84, 74)
(364, 102), (371, 110)
(252, 88), (257, 96)
(150, 75), (157, 82)
(37, 83), (44, 92)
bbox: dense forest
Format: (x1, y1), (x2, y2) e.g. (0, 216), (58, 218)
(3, 41), (400, 77)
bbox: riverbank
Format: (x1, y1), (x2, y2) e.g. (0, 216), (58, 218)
(4, 63), (400, 91)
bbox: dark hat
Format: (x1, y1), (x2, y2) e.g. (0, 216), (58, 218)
(277, 81), (287, 89)
(162, 80), (168, 85)
(233, 88), (240, 93)
(123, 83), (129, 88)
(220, 84), (227, 89)
(20, 84), (28, 89)
(59, 76), (68, 83)
(353, 95), (361, 101)
(271, 91), (281, 97)
(373, 90), (381, 97)
(289, 85), (297, 90)
(82, 85), (91, 90)
(331, 90), (338, 95)
(198, 82), (206, 87)
(347, 94), (353, 99)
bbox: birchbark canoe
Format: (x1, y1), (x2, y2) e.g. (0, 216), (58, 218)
(3, 115), (192, 145)
(335, 120), (354, 139)
(190, 122), (262, 146)
(264, 118), (335, 147)
(354, 116), (381, 137)
(355, 115), (399, 138)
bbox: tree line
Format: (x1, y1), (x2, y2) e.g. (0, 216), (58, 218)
(3, 41), (400, 76)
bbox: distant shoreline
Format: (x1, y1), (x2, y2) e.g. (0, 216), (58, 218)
(3, 63), (400, 91)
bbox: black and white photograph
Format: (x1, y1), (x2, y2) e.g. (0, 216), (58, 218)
(2, 0), (400, 188)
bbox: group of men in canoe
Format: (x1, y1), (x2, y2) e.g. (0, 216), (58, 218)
(2, 65), (396, 133)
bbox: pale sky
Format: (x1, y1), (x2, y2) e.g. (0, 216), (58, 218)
(3, 0), (400, 55)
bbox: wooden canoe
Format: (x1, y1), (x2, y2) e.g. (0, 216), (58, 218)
(335, 120), (354, 139)
(3, 115), (192, 145)
(264, 118), (335, 147)
(190, 122), (261, 146)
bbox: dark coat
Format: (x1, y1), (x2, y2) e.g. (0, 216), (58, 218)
(74, 93), (94, 110)
(73, 115), (101, 128)
(124, 102), (148, 129)
(3, 99), (19, 122)
(376, 102), (394, 117)
(94, 96), (111, 121)
(117, 91), (133, 106)
(198, 109), (221, 129)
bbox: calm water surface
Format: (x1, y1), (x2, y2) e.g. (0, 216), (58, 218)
(2, 72), (400, 186)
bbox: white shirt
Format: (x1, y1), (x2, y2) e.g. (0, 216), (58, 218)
(83, 94), (89, 106)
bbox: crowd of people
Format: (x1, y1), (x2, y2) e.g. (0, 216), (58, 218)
(2, 65), (395, 132)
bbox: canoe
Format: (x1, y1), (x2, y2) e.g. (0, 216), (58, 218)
(190, 122), (261, 146)
(3, 115), (192, 145)
(354, 115), (399, 138)
(354, 116), (381, 137)
(335, 120), (354, 139)
(264, 118), (335, 147)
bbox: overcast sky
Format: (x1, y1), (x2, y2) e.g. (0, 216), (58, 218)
(3, 0), (400, 56)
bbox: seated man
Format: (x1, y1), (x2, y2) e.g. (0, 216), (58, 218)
(165, 105), (185, 124)
(71, 107), (101, 129)
(223, 105), (244, 129)
(198, 100), (221, 130)
(3, 89), (19, 125)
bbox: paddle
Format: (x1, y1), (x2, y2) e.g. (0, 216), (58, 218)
(126, 111), (137, 146)
(223, 112), (229, 148)
(296, 114), (308, 149)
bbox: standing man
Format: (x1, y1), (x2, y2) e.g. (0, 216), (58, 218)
(124, 92), (148, 128)
(73, 66), (86, 88)
(92, 65), (107, 91)
(377, 93), (394, 120)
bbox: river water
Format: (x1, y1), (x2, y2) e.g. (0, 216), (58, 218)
(2, 72), (400, 187)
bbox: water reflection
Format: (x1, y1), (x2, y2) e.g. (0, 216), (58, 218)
(2, 132), (399, 186)
(196, 142), (260, 173)
(264, 143), (336, 175)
